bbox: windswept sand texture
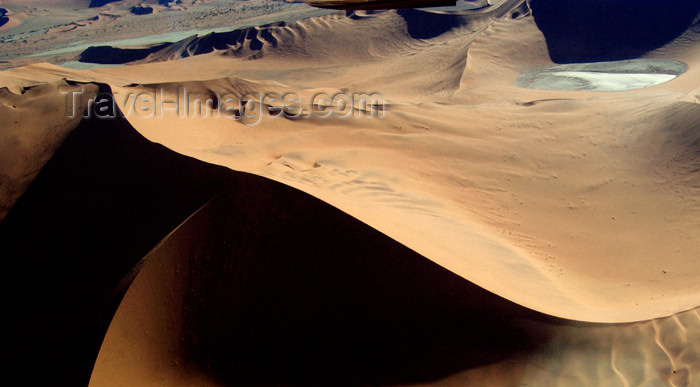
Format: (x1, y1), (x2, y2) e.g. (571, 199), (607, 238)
(1, 0), (700, 385)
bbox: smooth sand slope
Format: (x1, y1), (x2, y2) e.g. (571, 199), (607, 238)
(1, 0), (700, 385)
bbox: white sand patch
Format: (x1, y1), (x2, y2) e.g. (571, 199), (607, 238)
(517, 59), (687, 92)
(548, 71), (677, 91)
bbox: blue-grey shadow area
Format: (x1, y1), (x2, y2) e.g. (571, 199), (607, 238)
(78, 43), (172, 64)
(0, 7), (8, 28)
(529, 0), (700, 63)
(397, 9), (469, 39)
(89, 0), (121, 7)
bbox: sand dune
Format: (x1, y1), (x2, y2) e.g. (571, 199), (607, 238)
(1, 0), (700, 385)
(73, 1), (527, 64)
(0, 7), (21, 31)
(50, 6), (696, 323)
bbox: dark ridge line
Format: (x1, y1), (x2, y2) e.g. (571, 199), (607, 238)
(171, 176), (557, 386)
(0, 84), (233, 386)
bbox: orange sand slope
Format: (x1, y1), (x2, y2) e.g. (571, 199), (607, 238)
(1, 3), (700, 325)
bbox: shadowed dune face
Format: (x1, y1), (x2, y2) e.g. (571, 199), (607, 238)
(89, 0), (121, 7)
(91, 162), (554, 386)
(0, 91), (233, 386)
(172, 27), (281, 59)
(396, 9), (474, 39)
(0, 80), (97, 221)
(0, 8), (8, 28)
(78, 43), (173, 64)
(130, 5), (154, 15)
(529, 0), (700, 63)
(396, 1), (530, 40)
(179, 180), (550, 386)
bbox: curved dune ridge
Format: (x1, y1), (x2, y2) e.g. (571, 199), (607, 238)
(1, 0), (700, 385)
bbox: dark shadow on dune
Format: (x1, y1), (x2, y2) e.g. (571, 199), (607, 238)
(178, 167), (555, 386)
(529, 0), (700, 63)
(180, 27), (278, 57)
(397, 9), (468, 39)
(89, 26), (282, 64)
(78, 43), (173, 64)
(130, 6), (154, 15)
(311, 0), (454, 10)
(190, 29), (266, 55)
(89, 0), (121, 8)
(0, 8), (8, 28)
(0, 85), (232, 386)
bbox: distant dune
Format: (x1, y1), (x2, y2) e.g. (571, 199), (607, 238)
(74, 2), (527, 65)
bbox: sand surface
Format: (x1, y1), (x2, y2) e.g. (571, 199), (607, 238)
(29, 6), (696, 323)
(1, 0), (700, 385)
